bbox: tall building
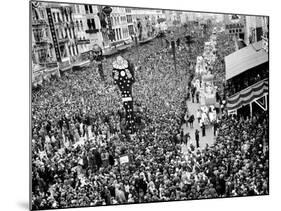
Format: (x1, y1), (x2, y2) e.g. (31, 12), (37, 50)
(244, 16), (269, 46)
(125, 7), (135, 36)
(72, 4), (90, 54)
(110, 7), (131, 45)
(84, 4), (104, 50)
(131, 8), (161, 40)
(45, 3), (78, 71)
(31, 1), (60, 86)
(223, 14), (246, 40)
(31, 3), (56, 66)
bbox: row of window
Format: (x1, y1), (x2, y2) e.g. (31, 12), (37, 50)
(85, 5), (94, 14)
(112, 27), (129, 41)
(126, 15), (133, 23)
(52, 11), (72, 23)
(56, 26), (75, 40)
(228, 28), (242, 34)
(87, 18), (97, 30)
(75, 20), (84, 31)
(33, 28), (46, 42)
(110, 15), (127, 26)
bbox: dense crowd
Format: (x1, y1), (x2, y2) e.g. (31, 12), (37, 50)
(31, 27), (269, 210)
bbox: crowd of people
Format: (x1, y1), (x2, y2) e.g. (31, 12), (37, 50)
(31, 25), (269, 210)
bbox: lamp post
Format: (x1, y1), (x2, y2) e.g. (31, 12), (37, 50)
(131, 32), (139, 64)
(102, 6), (115, 41)
(91, 44), (104, 81)
(165, 31), (179, 74)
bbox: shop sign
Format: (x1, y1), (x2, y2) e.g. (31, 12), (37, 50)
(46, 8), (61, 62)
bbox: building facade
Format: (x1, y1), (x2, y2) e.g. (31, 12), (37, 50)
(83, 4), (104, 50)
(223, 14), (246, 40)
(72, 4), (90, 54)
(244, 16), (269, 46)
(110, 7), (131, 45)
(31, 3), (56, 66)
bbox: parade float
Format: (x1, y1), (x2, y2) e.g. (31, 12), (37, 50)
(193, 33), (218, 126)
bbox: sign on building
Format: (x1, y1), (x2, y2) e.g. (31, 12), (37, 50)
(46, 8), (61, 62)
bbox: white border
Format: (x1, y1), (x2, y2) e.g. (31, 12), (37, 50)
(0, 0), (280, 211)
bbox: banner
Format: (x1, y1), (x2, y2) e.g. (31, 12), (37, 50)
(46, 8), (61, 62)
(120, 155), (129, 164)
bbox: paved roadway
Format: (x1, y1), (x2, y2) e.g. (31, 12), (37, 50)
(181, 98), (216, 155)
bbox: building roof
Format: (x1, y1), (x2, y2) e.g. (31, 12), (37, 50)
(225, 41), (268, 80)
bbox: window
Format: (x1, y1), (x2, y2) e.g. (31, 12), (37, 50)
(53, 13), (56, 22)
(115, 29), (119, 40)
(38, 48), (47, 63)
(69, 28), (73, 39)
(32, 9), (39, 20)
(87, 19), (91, 29)
(91, 19), (96, 29)
(40, 10), (44, 19)
(57, 13), (60, 22)
(128, 25), (134, 35)
(89, 5), (93, 14)
(76, 5), (80, 14)
(65, 28), (68, 38)
(119, 28), (122, 39)
(80, 20), (83, 30)
(85, 5), (88, 14)
(76, 44), (79, 54)
(127, 15), (132, 23)
(72, 45), (76, 55)
(55, 29), (60, 39)
(76, 20), (79, 31)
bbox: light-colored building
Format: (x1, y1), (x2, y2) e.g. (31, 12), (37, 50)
(244, 16), (268, 45)
(83, 4), (104, 50)
(31, 1), (60, 86)
(72, 4), (90, 54)
(44, 3), (78, 71)
(125, 7), (135, 36)
(110, 7), (131, 45)
(31, 3), (56, 66)
(223, 14), (246, 40)
(131, 8), (162, 40)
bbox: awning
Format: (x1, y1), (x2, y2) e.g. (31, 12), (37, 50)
(227, 79), (268, 111)
(225, 41), (268, 80)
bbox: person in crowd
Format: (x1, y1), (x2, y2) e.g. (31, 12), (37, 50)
(196, 92), (200, 104)
(188, 115), (195, 128)
(201, 122), (206, 137)
(197, 109), (202, 123)
(195, 129), (200, 148)
(31, 27), (269, 210)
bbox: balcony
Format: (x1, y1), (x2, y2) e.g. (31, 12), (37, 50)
(34, 37), (51, 46)
(32, 19), (48, 27)
(85, 28), (100, 34)
(75, 39), (90, 45)
(58, 37), (70, 43)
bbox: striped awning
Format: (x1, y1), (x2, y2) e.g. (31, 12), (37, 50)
(227, 79), (268, 111)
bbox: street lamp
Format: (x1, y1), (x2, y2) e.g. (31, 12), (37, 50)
(102, 6), (115, 41)
(131, 32), (139, 64)
(165, 31), (180, 73)
(91, 44), (104, 81)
